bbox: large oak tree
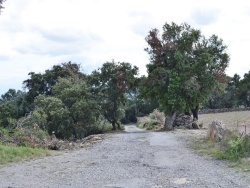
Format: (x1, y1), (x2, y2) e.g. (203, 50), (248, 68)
(142, 22), (230, 129)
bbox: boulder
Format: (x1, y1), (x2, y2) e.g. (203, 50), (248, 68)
(207, 120), (233, 141)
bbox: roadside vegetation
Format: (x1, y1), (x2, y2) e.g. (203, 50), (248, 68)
(192, 133), (250, 171)
(0, 126), (50, 166)
(190, 112), (250, 171)
(0, 144), (49, 166)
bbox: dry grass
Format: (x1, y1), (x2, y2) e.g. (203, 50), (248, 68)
(137, 109), (165, 130)
(199, 111), (250, 134)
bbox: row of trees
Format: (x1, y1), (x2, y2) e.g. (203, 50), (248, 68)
(0, 22), (249, 137)
(0, 61), (145, 138)
(206, 72), (250, 109)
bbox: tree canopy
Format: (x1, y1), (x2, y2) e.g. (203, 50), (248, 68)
(34, 76), (98, 139)
(89, 61), (138, 130)
(0, 89), (29, 127)
(141, 22), (230, 128)
(23, 62), (84, 104)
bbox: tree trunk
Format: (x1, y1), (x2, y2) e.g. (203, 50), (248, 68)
(116, 121), (121, 130)
(164, 111), (176, 130)
(191, 105), (199, 120)
(208, 99), (213, 109)
(246, 99), (250, 107)
(111, 121), (116, 130)
(104, 113), (117, 130)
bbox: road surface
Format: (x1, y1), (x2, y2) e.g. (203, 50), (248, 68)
(0, 125), (249, 188)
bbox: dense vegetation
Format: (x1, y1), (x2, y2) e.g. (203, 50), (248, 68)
(0, 22), (249, 142)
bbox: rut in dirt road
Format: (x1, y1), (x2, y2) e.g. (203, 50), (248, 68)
(0, 125), (250, 188)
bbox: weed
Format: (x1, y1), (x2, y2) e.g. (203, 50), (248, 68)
(222, 136), (250, 161)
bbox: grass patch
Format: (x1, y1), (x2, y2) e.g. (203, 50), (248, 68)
(0, 144), (50, 166)
(191, 135), (250, 171)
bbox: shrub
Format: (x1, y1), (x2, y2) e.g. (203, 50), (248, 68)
(223, 136), (250, 161)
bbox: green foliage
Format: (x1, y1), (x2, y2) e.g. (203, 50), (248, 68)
(222, 136), (250, 161)
(121, 89), (159, 124)
(0, 102), (17, 127)
(0, 89), (29, 128)
(53, 77), (98, 125)
(208, 72), (250, 109)
(2, 61), (138, 140)
(34, 76), (100, 139)
(204, 72), (250, 109)
(89, 60), (138, 130)
(146, 120), (160, 130)
(23, 62), (84, 103)
(34, 95), (71, 138)
(192, 130), (250, 163)
(142, 22), (230, 118)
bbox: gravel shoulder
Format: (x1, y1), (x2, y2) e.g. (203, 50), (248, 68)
(0, 125), (250, 188)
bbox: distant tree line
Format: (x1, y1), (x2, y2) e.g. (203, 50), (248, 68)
(0, 22), (249, 137)
(0, 0), (5, 14)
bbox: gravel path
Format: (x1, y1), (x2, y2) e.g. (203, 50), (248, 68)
(0, 125), (250, 188)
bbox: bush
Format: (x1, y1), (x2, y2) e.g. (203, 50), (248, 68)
(222, 136), (250, 161)
(136, 109), (165, 130)
(146, 120), (160, 130)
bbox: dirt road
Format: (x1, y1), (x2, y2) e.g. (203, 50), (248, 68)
(0, 125), (250, 188)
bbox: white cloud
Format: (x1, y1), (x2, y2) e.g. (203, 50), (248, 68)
(0, 0), (250, 95)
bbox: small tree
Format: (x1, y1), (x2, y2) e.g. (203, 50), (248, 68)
(34, 76), (99, 139)
(89, 61), (138, 130)
(34, 95), (71, 138)
(53, 77), (99, 131)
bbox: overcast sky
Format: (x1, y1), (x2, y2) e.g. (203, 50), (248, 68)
(0, 0), (250, 95)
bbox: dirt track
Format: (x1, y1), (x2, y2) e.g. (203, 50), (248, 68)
(0, 125), (250, 188)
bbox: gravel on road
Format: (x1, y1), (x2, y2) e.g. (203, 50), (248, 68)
(0, 125), (250, 188)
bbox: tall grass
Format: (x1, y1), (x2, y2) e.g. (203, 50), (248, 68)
(0, 144), (50, 166)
